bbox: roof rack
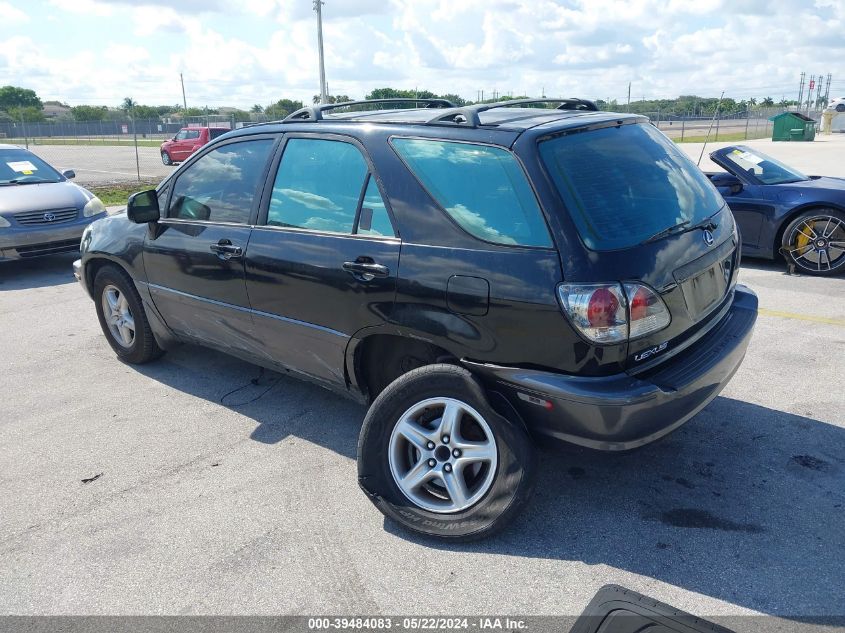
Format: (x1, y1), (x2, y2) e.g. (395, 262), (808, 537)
(427, 98), (599, 127)
(283, 98), (457, 122)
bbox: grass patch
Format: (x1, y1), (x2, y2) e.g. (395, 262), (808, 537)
(35, 138), (165, 147)
(4, 138), (166, 148)
(87, 181), (157, 206)
(674, 131), (771, 143)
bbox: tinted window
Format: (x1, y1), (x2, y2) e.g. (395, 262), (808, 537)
(185, 130), (201, 140)
(539, 123), (725, 250)
(267, 139), (368, 234)
(392, 138), (552, 247)
(210, 129), (228, 139)
(175, 130), (188, 140)
(168, 139), (274, 223)
(357, 176), (394, 237)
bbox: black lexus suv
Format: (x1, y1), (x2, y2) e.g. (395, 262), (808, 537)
(74, 98), (758, 540)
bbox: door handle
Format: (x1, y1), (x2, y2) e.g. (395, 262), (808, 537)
(210, 239), (243, 260)
(342, 259), (389, 281)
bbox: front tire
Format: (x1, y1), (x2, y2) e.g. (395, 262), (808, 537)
(161, 151), (172, 166)
(357, 364), (536, 541)
(781, 209), (845, 276)
(93, 265), (164, 364)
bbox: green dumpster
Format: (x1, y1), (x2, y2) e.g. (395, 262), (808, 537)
(770, 112), (816, 141)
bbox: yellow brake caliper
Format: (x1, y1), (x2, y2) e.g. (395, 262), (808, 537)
(795, 220), (813, 253)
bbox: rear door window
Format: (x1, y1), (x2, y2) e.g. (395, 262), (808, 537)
(539, 123), (725, 250)
(391, 138), (552, 247)
(267, 138), (395, 237)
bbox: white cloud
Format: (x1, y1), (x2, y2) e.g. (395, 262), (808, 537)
(2, 0), (843, 108)
(0, 1), (29, 24)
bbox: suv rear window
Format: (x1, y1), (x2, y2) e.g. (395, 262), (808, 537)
(392, 138), (552, 247)
(539, 123), (725, 251)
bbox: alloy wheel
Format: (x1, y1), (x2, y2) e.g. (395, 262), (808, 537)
(786, 214), (845, 273)
(388, 397), (498, 513)
(101, 284), (136, 348)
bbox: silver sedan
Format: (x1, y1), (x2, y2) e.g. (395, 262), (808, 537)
(0, 144), (107, 260)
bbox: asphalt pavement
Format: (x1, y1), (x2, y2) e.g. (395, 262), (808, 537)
(0, 252), (843, 625)
(1, 132), (844, 627)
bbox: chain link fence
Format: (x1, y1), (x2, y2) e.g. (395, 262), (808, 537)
(0, 106), (829, 188)
(0, 115), (243, 189)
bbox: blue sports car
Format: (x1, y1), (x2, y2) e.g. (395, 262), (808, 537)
(706, 145), (845, 276)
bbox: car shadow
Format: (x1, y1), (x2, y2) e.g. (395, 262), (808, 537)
(0, 252), (79, 291)
(132, 345), (843, 621)
(739, 256), (787, 274)
(388, 396), (845, 622)
(741, 255), (845, 278)
(133, 344), (364, 459)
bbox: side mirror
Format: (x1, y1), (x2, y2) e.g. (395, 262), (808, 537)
(710, 173), (743, 196)
(127, 189), (160, 224)
(62, 169), (75, 180)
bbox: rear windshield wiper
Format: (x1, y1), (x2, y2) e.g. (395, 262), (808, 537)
(641, 220), (690, 244)
(641, 209), (723, 245)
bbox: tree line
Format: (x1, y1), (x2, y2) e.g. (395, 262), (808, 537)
(0, 84), (812, 124)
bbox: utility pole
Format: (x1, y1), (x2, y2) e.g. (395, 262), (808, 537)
(797, 71), (805, 111)
(180, 73), (187, 112)
(626, 82), (631, 112)
(815, 73), (824, 110)
(314, 0), (328, 104)
(823, 73), (832, 107)
(806, 75), (815, 114)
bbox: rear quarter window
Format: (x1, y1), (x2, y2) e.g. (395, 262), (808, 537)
(391, 138), (552, 248)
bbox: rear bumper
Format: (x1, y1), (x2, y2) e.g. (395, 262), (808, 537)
(465, 285), (758, 451)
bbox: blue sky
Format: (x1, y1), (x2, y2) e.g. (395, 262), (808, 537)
(1, 0), (843, 109)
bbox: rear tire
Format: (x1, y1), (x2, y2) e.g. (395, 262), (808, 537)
(93, 265), (164, 364)
(161, 151), (172, 166)
(357, 364), (536, 541)
(780, 208), (845, 276)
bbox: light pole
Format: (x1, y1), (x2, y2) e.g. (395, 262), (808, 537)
(314, 0), (328, 104)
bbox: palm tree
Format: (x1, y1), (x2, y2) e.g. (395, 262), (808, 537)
(761, 97), (774, 107)
(250, 104), (263, 113)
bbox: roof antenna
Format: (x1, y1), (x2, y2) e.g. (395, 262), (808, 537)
(697, 90), (725, 167)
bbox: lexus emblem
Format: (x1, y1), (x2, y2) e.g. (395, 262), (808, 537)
(703, 229), (715, 246)
(43, 212), (56, 222)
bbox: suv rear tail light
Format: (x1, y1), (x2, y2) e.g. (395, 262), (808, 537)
(557, 282), (670, 344)
(623, 282), (671, 338)
(557, 284), (627, 343)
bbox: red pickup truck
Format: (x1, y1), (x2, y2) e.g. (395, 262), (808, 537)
(160, 127), (230, 165)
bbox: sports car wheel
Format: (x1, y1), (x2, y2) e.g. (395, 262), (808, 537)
(782, 209), (845, 276)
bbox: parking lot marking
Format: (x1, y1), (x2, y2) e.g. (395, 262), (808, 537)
(758, 307), (845, 327)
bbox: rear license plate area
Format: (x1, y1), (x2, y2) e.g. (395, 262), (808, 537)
(682, 264), (727, 319)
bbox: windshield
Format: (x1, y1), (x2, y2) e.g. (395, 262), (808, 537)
(720, 146), (809, 184)
(0, 149), (63, 184)
(538, 122), (725, 251)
